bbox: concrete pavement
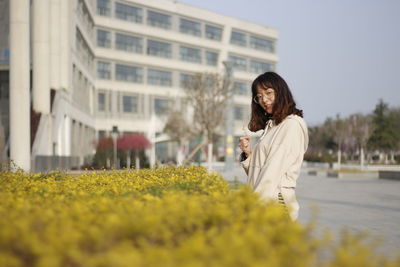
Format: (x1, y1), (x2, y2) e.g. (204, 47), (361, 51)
(217, 165), (400, 257)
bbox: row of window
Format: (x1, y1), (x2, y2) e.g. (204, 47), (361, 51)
(72, 64), (94, 114)
(76, 28), (95, 72)
(97, 60), (251, 95)
(77, 0), (95, 39)
(97, 91), (171, 115)
(228, 55), (275, 73)
(97, 29), (219, 66)
(96, 0), (276, 54)
(96, 0), (223, 41)
(230, 31), (275, 53)
(97, 90), (247, 120)
(97, 61), (194, 87)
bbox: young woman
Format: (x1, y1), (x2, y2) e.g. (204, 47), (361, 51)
(238, 72), (308, 221)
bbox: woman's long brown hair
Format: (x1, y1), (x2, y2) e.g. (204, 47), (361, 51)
(248, 72), (303, 132)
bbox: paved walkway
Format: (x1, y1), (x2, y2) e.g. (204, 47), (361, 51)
(217, 166), (400, 257)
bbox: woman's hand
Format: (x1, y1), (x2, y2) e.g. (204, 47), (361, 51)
(238, 136), (251, 157)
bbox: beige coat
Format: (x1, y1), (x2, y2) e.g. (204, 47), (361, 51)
(241, 114), (309, 220)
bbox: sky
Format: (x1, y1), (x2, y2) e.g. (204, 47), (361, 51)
(177, 0), (400, 125)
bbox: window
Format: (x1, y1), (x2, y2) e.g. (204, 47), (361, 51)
(234, 106), (244, 120)
(180, 46), (201, 63)
(115, 2), (142, 23)
(97, 0), (110, 16)
(98, 92), (106, 111)
(147, 10), (171, 29)
(0, 71), (10, 99)
(122, 95), (138, 113)
(234, 81), (248, 96)
(78, 0), (94, 37)
(205, 51), (218, 66)
(250, 36), (275, 53)
(76, 28), (94, 71)
(249, 60), (274, 73)
(228, 55), (247, 71)
(147, 40), (172, 58)
(97, 29), (111, 48)
(154, 98), (170, 115)
(230, 31), (247, 47)
(148, 69), (172, 86)
(97, 61), (111, 79)
(180, 73), (194, 88)
(115, 64), (143, 83)
(115, 33), (142, 53)
(179, 18), (201, 36)
(205, 24), (222, 41)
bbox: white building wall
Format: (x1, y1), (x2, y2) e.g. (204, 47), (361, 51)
(49, 0), (61, 90)
(7, 0), (278, 169)
(92, 0), (278, 143)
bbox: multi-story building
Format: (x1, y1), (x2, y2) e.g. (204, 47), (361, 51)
(2, 0), (278, 171)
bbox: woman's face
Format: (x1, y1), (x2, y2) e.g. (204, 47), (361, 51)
(255, 86), (275, 114)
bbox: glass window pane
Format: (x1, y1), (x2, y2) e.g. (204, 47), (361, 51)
(0, 71), (10, 99)
(115, 2), (142, 23)
(147, 40), (172, 58)
(205, 25), (222, 41)
(228, 55), (247, 71)
(154, 98), (170, 115)
(148, 69), (172, 86)
(234, 106), (244, 120)
(97, 29), (111, 48)
(250, 36), (275, 53)
(97, 61), (111, 79)
(115, 64), (143, 83)
(147, 10), (171, 29)
(115, 33), (143, 53)
(230, 31), (247, 46)
(123, 95), (138, 113)
(97, 0), (110, 16)
(249, 60), (274, 73)
(234, 81), (248, 96)
(180, 46), (201, 63)
(205, 51), (218, 66)
(98, 92), (106, 111)
(179, 18), (201, 36)
(180, 73), (194, 88)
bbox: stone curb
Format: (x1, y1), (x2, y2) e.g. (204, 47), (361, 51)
(379, 171), (400, 181)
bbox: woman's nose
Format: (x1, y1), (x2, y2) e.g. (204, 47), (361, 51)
(261, 97), (269, 103)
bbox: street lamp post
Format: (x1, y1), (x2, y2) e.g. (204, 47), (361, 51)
(223, 61), (234, 171)
(111, 126), (119, 169)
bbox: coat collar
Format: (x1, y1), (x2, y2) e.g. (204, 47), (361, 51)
(259, 119), (275, 140)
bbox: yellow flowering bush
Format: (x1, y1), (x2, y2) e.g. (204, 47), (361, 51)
(0, 166), (398, 267)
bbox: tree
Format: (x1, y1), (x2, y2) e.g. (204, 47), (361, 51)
(163, 109), (196, 165)
(117, 134), (151, 169)
(388, 107), (400, 163)
(348, 113), (373, 168)
(167, 72), (232, 169)
(324, 115), (347, 169)
(368, 100), (398, 163)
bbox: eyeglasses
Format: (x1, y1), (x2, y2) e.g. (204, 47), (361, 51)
(253, 89), (275, 104)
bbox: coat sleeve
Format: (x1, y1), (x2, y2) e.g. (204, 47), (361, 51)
(253, 121), (304, 201)
(240, 152), (251, 175)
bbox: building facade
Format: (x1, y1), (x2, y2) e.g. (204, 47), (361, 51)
(2, 0), (278, 170)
